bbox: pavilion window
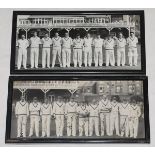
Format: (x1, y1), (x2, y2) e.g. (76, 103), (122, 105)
(99, 87), (104, 93)
(70, 19), (73, 23)
(64, 19), (67, 24)
(87, 88), (91, 93)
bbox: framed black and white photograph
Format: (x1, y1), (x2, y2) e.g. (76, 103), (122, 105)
(10, 10), (146, 74)
(5, 76), (150, 143)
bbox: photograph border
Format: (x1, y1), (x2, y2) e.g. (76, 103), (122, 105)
(10, 10), (146, 75)
(5, 75), (150, 143)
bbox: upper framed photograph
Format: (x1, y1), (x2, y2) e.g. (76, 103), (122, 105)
(10, 10), (146, 75)
(6, 76), (150, 143)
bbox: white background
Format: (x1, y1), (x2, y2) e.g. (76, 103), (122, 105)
(0, 8), (155, 148)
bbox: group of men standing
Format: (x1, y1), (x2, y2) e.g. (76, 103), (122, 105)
(17, 31), (139, 69)
(15, 95), (142, 139)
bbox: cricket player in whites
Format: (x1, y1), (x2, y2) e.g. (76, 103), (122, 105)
(127, 31), (138, 66)
(119, 98), (130, 137)
(93, 34), (104, 67)
(83, 33), (93, 67)
(51, 32), (62, 67)
(41, 33), (52, 68)
(88, 99), (100, 136)
(109, 96), (120, 136)
(29, 97), (41, 137)
(128, 97), (141, 138)
(77, 101), (89, 136)
(53, 97), (65, 137)
(62, 32), (73, 67)
(40, 98), (52, 137)
(65, 97), (78, 136)
(17, 34), (29, 69)
(29, 32), (41, 68)
(98, 96), (111, 136)
(15, 96), (29, 138)
(115, 32), (126, 66)
(104, 34), (115, 66)
(73, 34), (84, 67)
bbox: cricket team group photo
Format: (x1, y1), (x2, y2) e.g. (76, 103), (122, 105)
(11, 80), (145, 139)
(14, 14), (142, 71)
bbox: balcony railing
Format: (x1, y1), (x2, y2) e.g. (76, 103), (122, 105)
(14, 81), (79, 89)
(17, 19), (135, 28)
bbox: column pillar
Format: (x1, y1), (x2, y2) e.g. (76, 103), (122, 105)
(16, 28), (20, 41)
(18, 88), (27, 98)
(41, 89), (49, 99)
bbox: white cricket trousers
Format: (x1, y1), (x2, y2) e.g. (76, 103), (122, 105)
(17, 115), (27, 137)
(41, 115), (51, 137)
(94, 47), (103, 67)
(52, 47), (62, 67)
(89, 117), (100, 136)
(128, 47), (138, 66)
(120, 115), (129, 137)
(62, 48), (71, 67)
(79, 117), (89, 136)
(100, 113), (110, 136)
(117, 47), (126, 66)
(66, 114), (77, 136)
(106, 49), (115, 66)
(55, 115), (64, 137)
(129, 117), (139, 138)
(42, 48), (50, 68)
(17, 48), (27, 69)
(110, 113), (119, 136)
(30, 47), (39, 68)
(84, 47), (92, 67)
(29, 115), (40, 137)
(73, 48), (82, 67)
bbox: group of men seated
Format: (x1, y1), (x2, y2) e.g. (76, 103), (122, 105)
(15, 95), (143, 138)
(16, 31), (139, 69)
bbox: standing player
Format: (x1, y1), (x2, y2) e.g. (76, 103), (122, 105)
(29, 32), (41, 69)
(88, 99), (100, 136)
(40, 98), (52, 137)
(52, 97), (65, 137)
(65, 97), (78, 136)
(104, 34), (115, 66)
(62, 32), (73, 67)
(83, 33), (93, 67)
(29, 97), (41, 137)
(77, 101), (89, 137)
(51, 32), (62, 67)
(109, 96), (120, 136)
(17, 34), (29, 69)
(127, 31), (139, 66)
(115, 32), (126, 66)
(73, 34), (84, 67)
(98, 96), (111, 136)
(15, 96), (29, 138)
(119, 98), (130, 137)
(93, 34), (104, 67)
(41, 33), (52, 68)
(128, 97), (141, 138)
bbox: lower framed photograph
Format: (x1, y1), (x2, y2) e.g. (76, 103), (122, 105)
(5, 76), (150, 143)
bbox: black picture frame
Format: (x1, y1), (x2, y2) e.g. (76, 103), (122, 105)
(10, 10), (146, 75)
(5, 75), (150, 143)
